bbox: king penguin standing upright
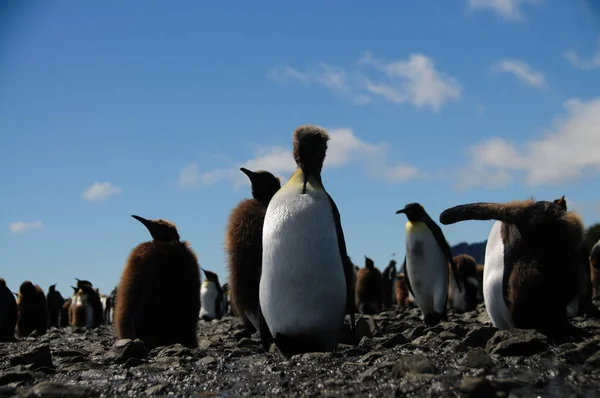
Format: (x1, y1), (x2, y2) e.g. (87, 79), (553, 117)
(396, 203), (461, 326)
(259, 125), (356, 356)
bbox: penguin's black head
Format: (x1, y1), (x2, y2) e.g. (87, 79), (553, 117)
(0, 278), (5, 287)
(553, 195), (567, 211)
(132, 215), (180, 242)
(293, 125), (329, 176)
(19, 281), (36, 296)
(75, 278), (93, 289)
(202, 269), (220, 284)
(240, 168), (281, 203)
(396, 202), (427, 222)
(49, 284), (56, 293)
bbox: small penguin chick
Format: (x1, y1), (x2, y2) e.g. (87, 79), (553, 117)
(73, 279), (103, 327)
(16, 281), (48, 337)
(69, 288), (94, 328)
(448, 254), (480, 313)
(395, 273), (414, 307)
(226, 167), (281, 333)
(0, 278), (18, 341)
(47, 284), (65, 328)
(381, 260), (398, 309)
(355, 256), (383, 315)
(115, 214), (200, 350)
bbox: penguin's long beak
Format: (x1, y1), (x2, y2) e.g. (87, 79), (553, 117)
(395, 209), (406, 214)
(240, 167), (255, 181)
(201, 268), (208, 278)
(132, 215), (154, 233)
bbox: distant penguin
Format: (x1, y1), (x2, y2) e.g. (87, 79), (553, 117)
(46, 284), (65, 328)
(225, 167), (281, 333)
(200, 269), (224, 321)
(440, 198), (588, 339)
(106, 287), (117, 324)
(60, 298), (72, 328)
(381, 260), (398, 309)
(476, 264), (485, 303)
(115, 215), (201, 349)
(69, 288), (95, 328)
(221, 283), (230, 316)
(16, 281), (48, 337)
(259, 125), (356, 356)
(0, 278), (18, 341)
(396, 203), (461, 326)
(590, 240), (600, 299)
(448, 254), (480, 313)
(355, 256), (383, 315)
(394, 273), (410, 307)
(74, 279), (103, 327)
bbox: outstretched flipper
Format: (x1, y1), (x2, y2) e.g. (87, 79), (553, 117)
(402, 256), (415, 298)
(424, 217), (462, 293)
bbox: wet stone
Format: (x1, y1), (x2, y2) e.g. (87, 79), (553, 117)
(459, 348), (494, 369)
(486, 329), (548, 356)
(103, 339), (149, 365)
(9, 345), (54, 371)
(463, 326), (498, 348)
(392, 354), (437, 378)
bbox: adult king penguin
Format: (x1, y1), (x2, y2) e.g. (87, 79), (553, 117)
(259, 125), (356, 356)
(396, 203), (461, 326)
(439, 198), (588, 340)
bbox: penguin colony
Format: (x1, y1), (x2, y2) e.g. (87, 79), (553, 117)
(2, 124), (600, 359)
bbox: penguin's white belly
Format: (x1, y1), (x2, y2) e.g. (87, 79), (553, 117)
(483, 221), (513, 329)
(200, 282), (218, 319)
(405, 224), (448, 315)
(260, 189), (346, 342)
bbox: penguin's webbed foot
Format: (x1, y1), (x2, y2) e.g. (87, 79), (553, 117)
(424, 312), (445, 327)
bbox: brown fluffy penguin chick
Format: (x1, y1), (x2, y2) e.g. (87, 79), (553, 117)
(440, 198), (587, 340)
(381, 260), (397, 310)
(115, 215), (201, 349)
(448, 254), (480, 313)
(16, 281), (48, 337)
(225, 167), (280, 333)
(61, 298), (72, 328)
(0, 278), (18, 341)
(46, 284), (65, 328)
(355, 257), (383, 315)
(476, 265), (484, 303)
(69, 288), (95, 328)
(74, 279), (103, 327)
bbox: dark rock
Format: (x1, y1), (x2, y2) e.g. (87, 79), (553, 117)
(412, 331), (440, 347)
(377, 332), (410, 349)
(458, 348), (494, 369)
(233, 329), (251, 341)
(444, 324), (468, 337)
(61, 363), (101, 372)
(103, 339), (149, 365)
(438, 331), (460, 341)
(0, 371), (35, 386)
(22, 381), (99, 397)
(392, 354), (437, 378)
(355, 317), (382, 340)
(197, 340), (212, 350)
(0, 386), (18, 398)
(237, 338), (259, 348)
(51, 349), (87, 358)
(584, 351), (600, 369)
(9, 345), (54, 370)
(404, 325), (426, 340)
(561, 341), (600, 364)
(463, 326), (497, 348)
(197, 356), (217, 365)
(486, 329), (548, 356)
(459, 376), (500, 398)
(145, 384), (167, 395)
(122, 357), (144, 368)
(155, 344), (192, 358)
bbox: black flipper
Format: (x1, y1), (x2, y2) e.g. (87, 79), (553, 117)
(403, 256), (415, 298)
(214, 292), (223, 320)
(424, 216), (462, 293)
(258, 305), (273, 351)
(325, 191), (356, 343)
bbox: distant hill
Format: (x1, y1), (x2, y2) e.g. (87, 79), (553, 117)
(450, 241), (487, 265)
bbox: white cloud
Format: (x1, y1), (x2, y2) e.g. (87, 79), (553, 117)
(82, 182), (122, 202)
(268, 52), (462, 111)
(457, 98), (600, 189)
(563, 37), (600, 70)
(179, 128), (422, 188)
(491, 59), (548, 88)
(468, 0), (543, 21)
(9, 221), (43, 234)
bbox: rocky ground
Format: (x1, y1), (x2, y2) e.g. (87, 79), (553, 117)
(2, 303), (600, 397)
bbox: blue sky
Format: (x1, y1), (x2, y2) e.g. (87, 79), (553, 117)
(2, 0), (600, 297)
